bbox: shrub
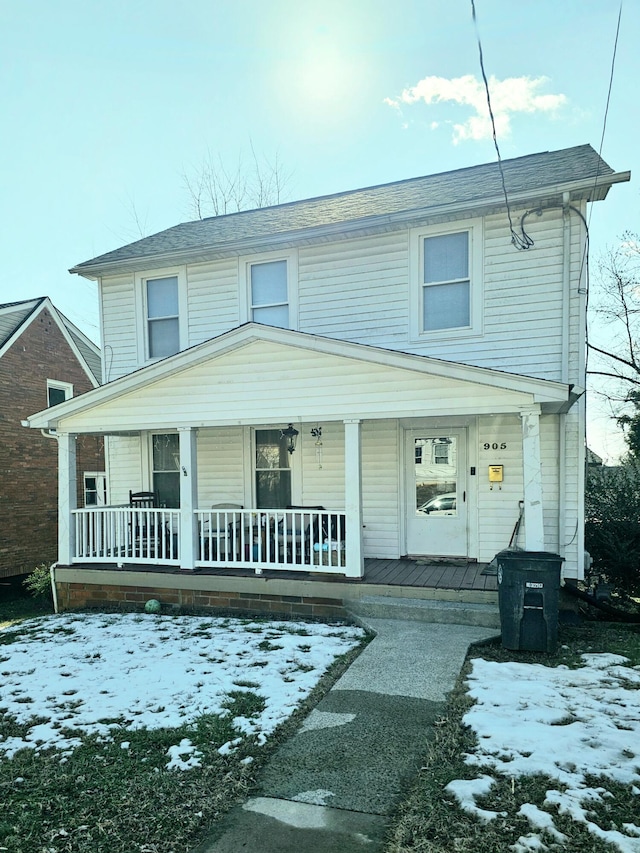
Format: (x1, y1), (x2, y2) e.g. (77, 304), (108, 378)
(22, 564), (53, 600)
(585, 462), (640, 596)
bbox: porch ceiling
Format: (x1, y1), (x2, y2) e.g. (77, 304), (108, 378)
(25, 325), (571, 434)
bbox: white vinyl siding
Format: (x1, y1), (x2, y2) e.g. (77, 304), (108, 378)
(99, 206), (582, 386)
(300, 422), (344, 511)
(475, 414), (561, 562)
(104, 435), (143, 504)
(298, 232), (408, 347)
(362, 420), (400, 558)
(196, 427), (245, 507)
(100, 275), (137, 381)
(187, 260), (240, 346)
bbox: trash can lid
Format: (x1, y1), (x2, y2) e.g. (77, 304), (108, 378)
(495, 549), (563, 561)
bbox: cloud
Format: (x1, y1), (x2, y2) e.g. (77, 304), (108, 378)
(385, 74), (567, 143)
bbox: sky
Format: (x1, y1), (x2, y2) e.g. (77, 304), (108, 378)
(1, 0), (638, 461)
(1, 612), (639, 850)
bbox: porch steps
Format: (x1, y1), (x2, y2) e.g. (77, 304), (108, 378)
(344, 594), (501, 629)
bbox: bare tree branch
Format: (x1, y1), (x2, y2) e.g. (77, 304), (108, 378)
(182, 146), (292, 220)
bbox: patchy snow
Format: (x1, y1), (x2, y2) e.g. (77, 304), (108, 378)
(444, 775), (506, 823)
(447, 653), (640, 853)
(166, 738), (203, 771)
(0, 612), (364, 760)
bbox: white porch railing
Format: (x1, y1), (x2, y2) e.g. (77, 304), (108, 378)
(195, 508), (346, 574)
(72, 507), (347, 574)
(73, 507), (181, 565)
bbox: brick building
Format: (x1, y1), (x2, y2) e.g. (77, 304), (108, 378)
(0, 298), (102, 578)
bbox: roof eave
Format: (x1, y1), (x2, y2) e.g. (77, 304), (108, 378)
(70, 171), (630, 279)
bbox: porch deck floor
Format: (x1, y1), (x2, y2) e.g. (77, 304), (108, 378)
(80, 558), (498, 593)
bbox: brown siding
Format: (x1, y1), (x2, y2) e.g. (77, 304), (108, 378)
(0, 307), (103, 578)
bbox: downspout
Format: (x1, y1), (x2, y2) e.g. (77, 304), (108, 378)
(558, 193), (570, 562)
(49, 563), (59, 614)
(576, 199), (589, 579)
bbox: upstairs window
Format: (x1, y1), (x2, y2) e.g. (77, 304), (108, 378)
(147, 276), (179, 358)
(250, 260), (289, 328)
(423, 232), (470, 331)
(411, 221), (482, 340)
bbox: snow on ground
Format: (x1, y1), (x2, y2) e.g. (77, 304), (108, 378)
(0, 612), (364, 763)
(448, 653), (640, 853)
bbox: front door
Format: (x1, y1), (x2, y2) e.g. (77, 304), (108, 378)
(405, 430), (468, 557)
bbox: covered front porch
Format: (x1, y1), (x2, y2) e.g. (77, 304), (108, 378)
(27, 325), (577, 583)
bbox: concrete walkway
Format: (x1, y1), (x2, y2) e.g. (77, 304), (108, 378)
(194, 619), (497, 853)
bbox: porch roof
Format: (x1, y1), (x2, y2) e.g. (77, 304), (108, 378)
(24, 324), (573, 434)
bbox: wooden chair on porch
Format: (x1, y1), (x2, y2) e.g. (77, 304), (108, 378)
(129, 491), (157, 508)
(128, 491), (165, 558)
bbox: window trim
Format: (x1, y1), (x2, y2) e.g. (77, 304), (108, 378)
(83, 471), (107, 507)
(135, 267), (188, 364)
(47, 379), (73, 407)
(149, 432), (181, 508)
(239, 249), (298, 330)
(409, 219), (483, 341)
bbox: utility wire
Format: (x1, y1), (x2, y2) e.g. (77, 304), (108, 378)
(589, 0), (623, 234)
(584, 2), (623, 409)
(470, 0), (533, 250)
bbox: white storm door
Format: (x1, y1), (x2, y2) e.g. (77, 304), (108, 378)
(405, 430), (468, 557)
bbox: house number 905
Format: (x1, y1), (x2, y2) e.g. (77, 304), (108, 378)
(483, 442), (507, 450)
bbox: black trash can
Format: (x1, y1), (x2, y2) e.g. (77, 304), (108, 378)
(495, 550), (563, 653)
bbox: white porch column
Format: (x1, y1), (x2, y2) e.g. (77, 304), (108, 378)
(178, 427), (198, 570)
(520, 407), (545, 551)
(344, 419), (364, 578)
(58, 433), (77, 565)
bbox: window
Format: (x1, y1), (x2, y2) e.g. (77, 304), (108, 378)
(410, 221), (482, 339)
(147, 276), (179, 358)
(47, 380), (73, 407)
(241, 251), (297, 329)
(152, 434), (180, 507)
(423, 232), (470, 331)
(255, 429), (291, 508)
(433, 441), (450, 465)
(84, 473), (107, 506)
(250, 260), (289, 328)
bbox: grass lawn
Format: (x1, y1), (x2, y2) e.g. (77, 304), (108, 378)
(0, 606), (367, 853)
(3, 586), (639, 853)
(385, 622), (640, 853)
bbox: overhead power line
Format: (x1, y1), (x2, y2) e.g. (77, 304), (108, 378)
(470, 0), (533, 250)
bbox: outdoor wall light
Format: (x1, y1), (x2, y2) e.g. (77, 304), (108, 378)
(281, 423), (299, 454)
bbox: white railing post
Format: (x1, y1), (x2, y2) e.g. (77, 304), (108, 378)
(178, 427), (198, 570)
(344, 419), (364, 578)
(58, 433), (77, 565)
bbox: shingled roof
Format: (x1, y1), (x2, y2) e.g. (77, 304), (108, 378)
(72, 144), (624, 275)
(0, 297), (101, 385)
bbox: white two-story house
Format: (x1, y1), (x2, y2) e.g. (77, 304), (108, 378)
(25, 144), (628, 614)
